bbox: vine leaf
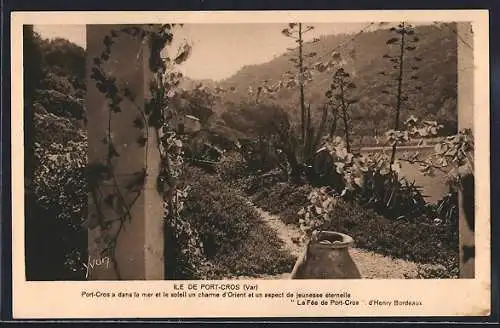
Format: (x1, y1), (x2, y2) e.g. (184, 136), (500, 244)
(103, 35), (114, 48)
(123, 87), (135, 101)
(173, 44), (192, 64)
(91, 67), (105, 82)
(108, 143), (120, 158)
(109, 102), (122, 113)
(86, 162), (111, 187)
(386, 37), (399, 44)
(104, 194), (116, 208)
(137, 135), (147, 147)
(133, 116), (145, 129)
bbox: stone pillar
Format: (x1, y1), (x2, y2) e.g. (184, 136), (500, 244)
(457, 22), (474, 278)
(86, 25), (164, 280)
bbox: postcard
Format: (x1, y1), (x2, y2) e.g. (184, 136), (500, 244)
(11, 9), (490, 318)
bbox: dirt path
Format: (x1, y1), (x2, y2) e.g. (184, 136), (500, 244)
(244, 201), (446, 279)
(252, 206), (303, 258)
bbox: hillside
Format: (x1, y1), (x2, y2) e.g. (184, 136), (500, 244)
(207, 23), (458, 136)
(26, 30), (87, 123)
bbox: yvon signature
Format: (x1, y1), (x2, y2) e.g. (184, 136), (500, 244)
(83, 256), (111, 279)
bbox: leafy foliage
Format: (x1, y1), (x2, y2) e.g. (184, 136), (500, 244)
(25, 27), (88, 280)
(176, 168), (295, 278)
(251, 180), (313, 225)
(401, 128), (474, 186)
(86, 24), (194, 279)
(319, 199), (458, 273)
(216, 151), (249, 183)
(297, 186), (338, 238)
(27, 111), (88, 280)
(29, 31), (87, 120)
(34, 89), (85, 120)
(314, 135), (429, 219)
(25, 22), (465, 280)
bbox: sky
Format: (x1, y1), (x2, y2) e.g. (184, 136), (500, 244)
(34, 23), (379, 81)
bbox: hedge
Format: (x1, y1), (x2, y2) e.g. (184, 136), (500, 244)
(322, 200), (458, 272)
(177, 167), (296, 279)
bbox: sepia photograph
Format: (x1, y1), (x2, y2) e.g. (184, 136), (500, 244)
(11, 10), (490, 318)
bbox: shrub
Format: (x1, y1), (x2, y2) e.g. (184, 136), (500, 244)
(27, 112), (88, 280)
(213, 221), (296, 278)
(215, 151), (248, 183)
(429, 192), (459, 225)
(177, 167), (295, 278)
(34, 89), (85, 120)
(416, 263), (459, 279)
(320, 199), (458, 269)
(33, 111), (86, 146)
(315, 136), (430, 220)
(253, 181), (312, 225)
(240, 169), (287, 196)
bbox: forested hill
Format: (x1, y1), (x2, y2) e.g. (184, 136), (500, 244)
(211, 23), (458, 136)
(25, 29), (86, 123)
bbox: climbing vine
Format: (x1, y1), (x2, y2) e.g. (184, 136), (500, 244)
(86, 24), (192, 279)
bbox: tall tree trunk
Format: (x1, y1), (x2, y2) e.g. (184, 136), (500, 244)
(339, 83), (351, 153)
(314, 104), (329, 149)
(329, 106), (338, 137)
(390, 22), (407, 165)
(283, 147), (301, 183)
(305, 103), (313, 161)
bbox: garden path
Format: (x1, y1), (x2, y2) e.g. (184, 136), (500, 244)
(237, 200), (446, 279)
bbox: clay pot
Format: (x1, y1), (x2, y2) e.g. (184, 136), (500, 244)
(290, 231), (361, 279)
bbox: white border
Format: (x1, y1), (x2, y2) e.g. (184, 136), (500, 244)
(11, 10), (490, 319)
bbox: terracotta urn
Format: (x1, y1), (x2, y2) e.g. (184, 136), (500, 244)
(290, 231), (361, 279)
